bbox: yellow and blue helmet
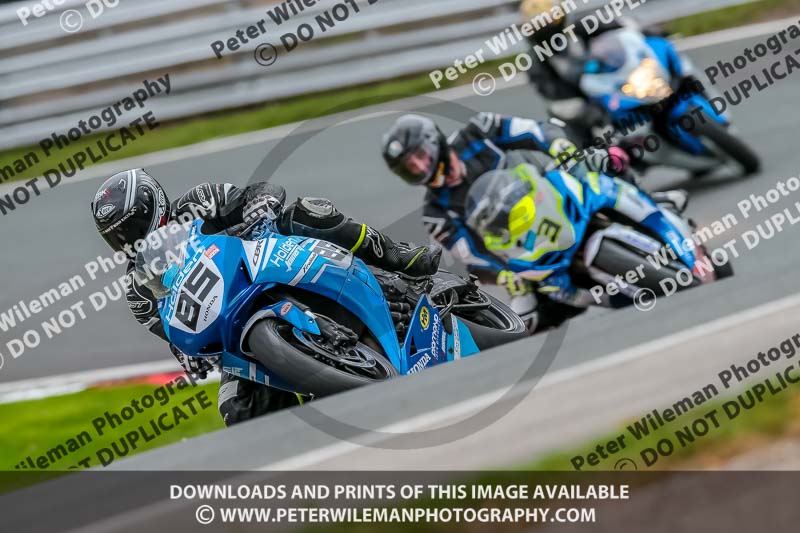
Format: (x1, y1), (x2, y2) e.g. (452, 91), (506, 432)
(465, 166), (540, 251)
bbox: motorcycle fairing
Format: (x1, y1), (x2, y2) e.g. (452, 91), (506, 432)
(160, 220), (486, 391)
(400, 295), (481, 375)
(161, 219), (403, 369)
(665, 94), (729, 154)
(612, 179), (697, 270)
(581, 29), (731, 157)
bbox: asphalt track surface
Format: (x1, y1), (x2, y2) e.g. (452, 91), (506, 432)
(0, 18), (799, 413)
(0, 22), (796, 384)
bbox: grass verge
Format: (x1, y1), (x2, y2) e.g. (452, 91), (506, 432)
(525, 379), (800, 471)
(0, 378), (223, 474)
(666, 0), (800, 37)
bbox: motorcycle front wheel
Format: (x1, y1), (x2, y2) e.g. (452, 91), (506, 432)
(247, 319), (398, 397)
(691, 110), (760, 176)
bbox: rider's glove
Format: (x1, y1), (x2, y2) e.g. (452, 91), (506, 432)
(394, 241), (442, 278)
(170, 345), (218, 380)
(243, 194), (284, 226)
(497, 270), (533, 297)
(585, 147), (631, 178)
(538, 272), (596, 308)
(605, 146), (631, 176)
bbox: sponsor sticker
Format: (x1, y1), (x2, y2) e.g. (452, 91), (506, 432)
(280, 302), (293, 316)
(96, 204), (115, 218)
(204, 244), (220, 259)
(94, 188), (111, 202)
(420, 306), (430, 330)
(408, 353), (431, 374)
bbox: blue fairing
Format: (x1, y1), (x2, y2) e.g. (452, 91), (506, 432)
(157, 219), (482, 394)
(592, 34), (730, 156)
(644, 36), (682, 77)
(667, 94), (729, 154)
(603, 95), (648, 117)
(505, 170), (697, 274)
(639, 211), (696, 269)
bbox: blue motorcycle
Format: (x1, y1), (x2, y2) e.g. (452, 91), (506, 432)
(465, 150), (734, 318)
(137, 218), (526, 397)
(551, 27), (760, 177)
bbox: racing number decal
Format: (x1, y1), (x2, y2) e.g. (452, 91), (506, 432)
(310, 241), (351, 267)
(175, 263), (220, 331)
(175, 292), (201, 331)
(537, 218), (563, 244)
(312, 241), (347, 260)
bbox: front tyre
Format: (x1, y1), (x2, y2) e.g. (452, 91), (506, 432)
(692, 111), (760, 176)
(247, 320), (398, 397)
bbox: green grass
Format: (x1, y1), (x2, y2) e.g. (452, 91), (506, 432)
(666, 0), (800, 37)
(525, 381), (800, 471)
(0, 380), (224, 473)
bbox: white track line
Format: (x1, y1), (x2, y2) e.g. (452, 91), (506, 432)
(0, 360), (219, 404)
(260, 290), (800, 470)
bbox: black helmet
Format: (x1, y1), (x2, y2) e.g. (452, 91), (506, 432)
(382, 114), (449, 186)
(91, 168), (169, 253)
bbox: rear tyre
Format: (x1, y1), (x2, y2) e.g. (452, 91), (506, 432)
(592, 240), (698, 297)
(247, 319), (398, 397)
(692, 111), (760, 176)
(451, 290), (528, 348)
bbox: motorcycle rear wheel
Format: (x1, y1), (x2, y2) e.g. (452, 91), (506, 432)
(247, 319), (398, 397)
(450, 290), (529, 348)
(592, 239), (697, 296)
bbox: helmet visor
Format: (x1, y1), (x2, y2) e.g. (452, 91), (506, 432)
(97, 206), (153, 253)
(390, 135), (442, 185)
(466, 170), (536, 250)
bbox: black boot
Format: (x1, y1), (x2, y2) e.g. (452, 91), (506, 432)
(281, 197), (441, 277)
(354, 225), (442, 277)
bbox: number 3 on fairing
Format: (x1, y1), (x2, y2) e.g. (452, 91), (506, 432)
(175, 263), (220, 331)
